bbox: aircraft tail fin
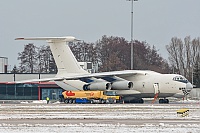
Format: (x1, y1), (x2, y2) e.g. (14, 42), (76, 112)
(15, 36), (88, 76)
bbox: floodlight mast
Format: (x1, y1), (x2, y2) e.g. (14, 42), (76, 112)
(127, 0), (138, 69)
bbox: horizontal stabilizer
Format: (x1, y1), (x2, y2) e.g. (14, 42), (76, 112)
(15, 36), (81, 42)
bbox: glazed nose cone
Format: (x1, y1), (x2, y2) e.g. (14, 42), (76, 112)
(186, 82), (193, 92)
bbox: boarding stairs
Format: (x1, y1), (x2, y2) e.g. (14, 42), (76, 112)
(152, 93), (159, 104)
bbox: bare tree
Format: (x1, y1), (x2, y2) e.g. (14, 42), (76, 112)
(18, 43), (38, 73)
(38, 45), (56, 73)
(133, 40), (169, 73)
(96, 35), (130, 72)
(95, 36), (169, 73)
(166, 36), (200, 81)
(69, 41), (99, 63)
(193, 54), (200, 87)
(18, 44), (57, 73)
(166, 37), (181, 74)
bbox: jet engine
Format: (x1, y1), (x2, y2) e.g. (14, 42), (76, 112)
(111, 81), (133, 90)
(83, 82), (111, 91)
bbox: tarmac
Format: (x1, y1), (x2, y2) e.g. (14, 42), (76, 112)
(0, 100), (200, 133)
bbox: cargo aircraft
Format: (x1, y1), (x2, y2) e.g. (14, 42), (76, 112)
(15, 36), (193, 103)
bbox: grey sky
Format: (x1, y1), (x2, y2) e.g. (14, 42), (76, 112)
(0, 0), (200, 70)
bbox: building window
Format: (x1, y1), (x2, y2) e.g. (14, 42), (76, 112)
(0, 83), (38, 100)
(41, 88), (63, 100)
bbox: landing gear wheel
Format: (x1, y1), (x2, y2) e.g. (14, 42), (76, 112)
(129, 99), (144, 104)
(90, 100), (94, 104)
(159, 99), (169, 104)
(101, 99), (105, 104)
(73, 99), (76, 104)
(68, 99), (73, 104)
(139, 99), (144, 103)
(159, 99), (164, 103)
(164, 99), (169, 104)
(64, 99), (69, 104)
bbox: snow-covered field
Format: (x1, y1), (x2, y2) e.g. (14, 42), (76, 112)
(1, 123), (200, 133)
(0, 101), (200, 133)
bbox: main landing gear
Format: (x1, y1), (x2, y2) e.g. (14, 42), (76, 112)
(124, 98), (144, 104)
(159, 98), (169, 104)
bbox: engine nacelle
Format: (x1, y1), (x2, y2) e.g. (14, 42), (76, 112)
(83, 82), (111, 91)
(111, 81), (133, 90)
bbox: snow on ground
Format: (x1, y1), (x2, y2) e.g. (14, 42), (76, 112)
(0, 123), (200, 133)
(0, 102), (200, 133)
(0, 103), (199, 120)
(31, 100), (47, 104)
(177, 99), (200, 104)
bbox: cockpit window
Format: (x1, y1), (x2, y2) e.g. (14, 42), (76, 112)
(173, 76), (188, 83)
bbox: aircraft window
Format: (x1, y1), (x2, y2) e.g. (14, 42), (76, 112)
(173, 76), (188, 83)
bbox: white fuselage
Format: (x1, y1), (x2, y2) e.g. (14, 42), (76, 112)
(56, 71), (192, 99)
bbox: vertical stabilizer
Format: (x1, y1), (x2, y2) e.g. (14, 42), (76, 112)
(48, 40), (88, 75)
(15, 36), (88, 76)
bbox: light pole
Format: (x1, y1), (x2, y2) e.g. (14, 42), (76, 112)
(127, 0), (138, 69)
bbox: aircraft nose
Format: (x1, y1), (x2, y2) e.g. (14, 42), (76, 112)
(186, 82), (193, 92)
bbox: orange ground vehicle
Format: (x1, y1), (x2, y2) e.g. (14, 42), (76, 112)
(59, 91), (120, 104)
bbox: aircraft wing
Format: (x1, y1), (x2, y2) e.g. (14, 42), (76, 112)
(62, 70), (146, 80)
(14, 70), (146, 83)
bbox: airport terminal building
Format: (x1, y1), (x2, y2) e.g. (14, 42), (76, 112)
(0, 73), (63, 100)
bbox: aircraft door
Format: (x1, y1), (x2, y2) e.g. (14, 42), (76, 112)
(153, 83), (159, 94)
